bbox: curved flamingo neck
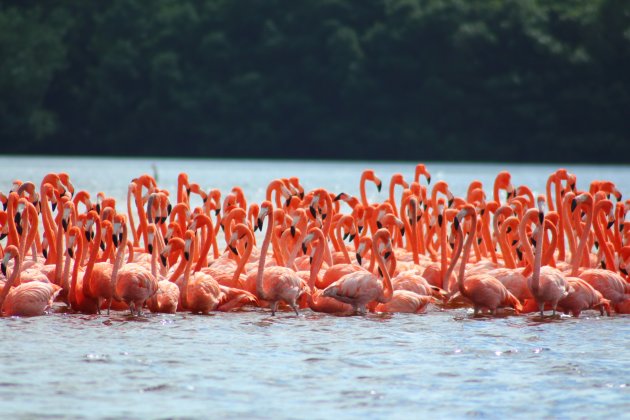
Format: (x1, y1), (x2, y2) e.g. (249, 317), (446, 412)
(542, 220), (558, 267)
(256, 207), (274, 300)
(181, 234), (196, 310)
(561, 193), (577, 261)
(82, 217), (102, 297)
(6, 194), (19, 248)
(0, 249), (21, 312)
(40, 186), (58, 263)
(498, 218), (517, 269)
(110, 222), (129, 296)
(571, 200), (593, 276)
(334, 219), (351, 264)
(231, 229), (253, 286)
(593, 202), (616, 273)
(457, 213), (477, 298)
(69, 232), (85, 308)
(309, 229), (326, 290)
(373, 231), (393, 302)
(519, 209), (538, 277)
(530, 216), (544, 297)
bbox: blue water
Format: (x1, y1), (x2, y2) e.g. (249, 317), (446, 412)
(1, 156), (629, 419)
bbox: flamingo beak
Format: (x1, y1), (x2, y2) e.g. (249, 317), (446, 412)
(301, 243), (307, 255)
(348, 234), (355, 242)
(427, 176), (431, 185)
(148, 244), (153, 254)
(376, 182), (382, 193)
(356, 253), (362, 265)
(160, 255), (167, 266)
(571, 199), (577, 212)
(1, 263), (6, 276)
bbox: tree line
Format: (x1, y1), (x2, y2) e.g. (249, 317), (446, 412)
(1, 0), (629, 162)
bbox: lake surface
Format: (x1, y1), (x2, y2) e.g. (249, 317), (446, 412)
(1, 156), (629, 419)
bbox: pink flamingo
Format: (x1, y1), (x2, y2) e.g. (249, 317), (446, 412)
(1, 246), (61, 316)
(451, 205), (522, 315)
(322, 228), (394, 314)
(254, 201), (304, 315)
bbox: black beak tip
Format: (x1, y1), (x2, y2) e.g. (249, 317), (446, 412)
(334, 193), (343, 202)
(348, 234), (355, 242)
(376, 183), (382, 193)
(427, 176), (431, 185)
(356, 254), (362, 265)
(621, 268), (628, 275)
(148, 244), (153, 254)
(229, 246), (239, 256)
(68, 248), (74, 259)
(290, 226), (296, 237)
(437, 214), (443, 227)
(384, 251), (392, 259)
(160, 255), (167, 266)
(215, 209), (221, 216)
(301, 244), (307, 255)
(309, 206), (317, 218)
(400, 227), (405, 237)
(376, 221), (383, 229)
(454, 218), (460, 231)
(448, 198), (454, 208)
(538, 212), (544, 224)
(571, 199), (577, 212)
(1, 264), (6, 276)
(184, 251), (190, 261)
(607, 221), (614, 229)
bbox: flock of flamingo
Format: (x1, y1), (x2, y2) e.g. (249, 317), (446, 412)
(1, 165), (629, 319)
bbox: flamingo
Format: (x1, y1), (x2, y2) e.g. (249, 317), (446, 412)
(522, 203), (571, 316)
(253, 201), (303, 315)
(322, 228), (394, 314)
(450, 205), (522, 315)
(1, 246), (61, 316)
(301, 228), (354, 313)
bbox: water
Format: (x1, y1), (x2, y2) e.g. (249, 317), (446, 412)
(1, 156), (629, 419)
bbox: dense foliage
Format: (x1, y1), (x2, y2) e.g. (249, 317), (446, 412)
(1, 1), (629, 162)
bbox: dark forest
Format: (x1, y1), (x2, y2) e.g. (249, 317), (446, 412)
(1, 1), (629, 162)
